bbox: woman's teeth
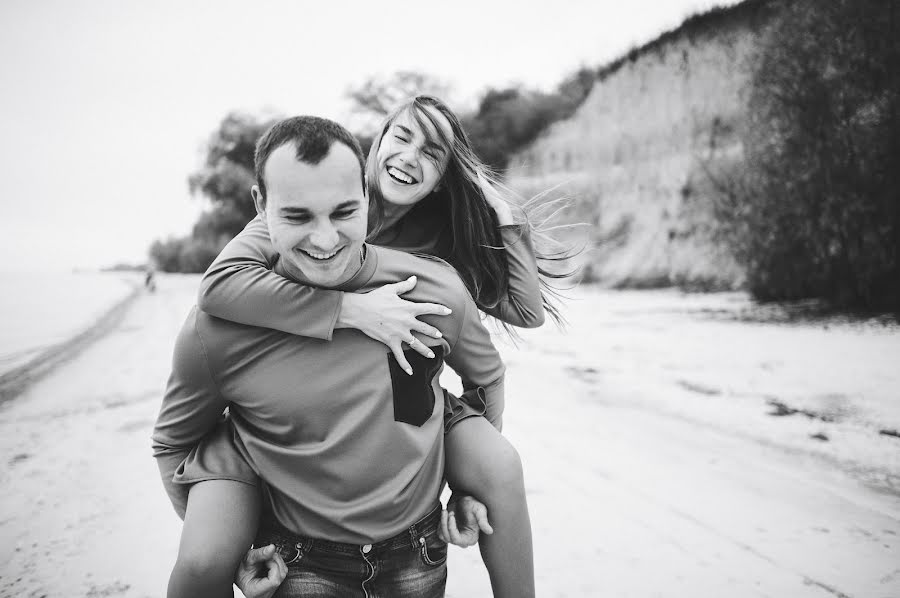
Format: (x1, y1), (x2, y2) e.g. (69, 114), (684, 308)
(387, 166), (415, 185)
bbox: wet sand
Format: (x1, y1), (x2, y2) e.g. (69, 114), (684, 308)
(1, 275), (897, 597)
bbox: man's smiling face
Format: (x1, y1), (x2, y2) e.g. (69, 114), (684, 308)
(253, 141), (367, 288)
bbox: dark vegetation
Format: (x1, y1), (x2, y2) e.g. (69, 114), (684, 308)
(461, 68), (596, 169)
(596, 0), (777, 82)
(711, 0), (900, 311)
(149, 113), (277, 273)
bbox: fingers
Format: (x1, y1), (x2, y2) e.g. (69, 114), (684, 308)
(386, 275), (417, 295)
(407, 336), (435, 360)
(446, 510), (477, 548)
(438, 509), (450, 543)
(244, 544), (276, 565)
(413, 321), (444, 340)
(390, 343), (413, 376)
(446, 509), (460, 545)
(473, 505), (494, 535)
(395, 336), (437, 375)
(267, 552), (287, 585)
(414, 302), (452, 318)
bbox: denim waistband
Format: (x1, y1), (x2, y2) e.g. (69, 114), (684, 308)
(258, 504), (442, 557)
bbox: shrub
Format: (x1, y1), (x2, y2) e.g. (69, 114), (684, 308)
(714, 0), (900, 310)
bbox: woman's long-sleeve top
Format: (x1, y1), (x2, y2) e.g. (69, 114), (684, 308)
(197, 207), (545, 339)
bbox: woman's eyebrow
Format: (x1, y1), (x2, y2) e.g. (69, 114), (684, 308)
(395, 124), (413, 136)
(424, 141), (446, 155)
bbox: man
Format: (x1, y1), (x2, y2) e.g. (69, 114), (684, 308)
(153, 116), (504, 597)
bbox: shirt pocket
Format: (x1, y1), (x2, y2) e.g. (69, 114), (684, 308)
(388, 345), (445, 427)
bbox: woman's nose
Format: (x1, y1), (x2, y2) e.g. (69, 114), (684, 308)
(398, 146), (419, 166)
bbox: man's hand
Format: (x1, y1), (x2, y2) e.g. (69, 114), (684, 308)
(234, 544), (287, 598)
(438, 494), (494, 548)
(338, 276), (451, 375)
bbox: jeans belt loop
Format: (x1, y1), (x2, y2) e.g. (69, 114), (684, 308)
(407, 522), (420, 550)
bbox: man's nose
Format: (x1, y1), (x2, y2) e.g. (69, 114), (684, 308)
(307, 222), (339, 250)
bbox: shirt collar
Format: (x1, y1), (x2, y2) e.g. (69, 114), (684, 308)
(273, 244), (376, 292)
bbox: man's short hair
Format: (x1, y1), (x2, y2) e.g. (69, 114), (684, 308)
(254, 116), (366, 199)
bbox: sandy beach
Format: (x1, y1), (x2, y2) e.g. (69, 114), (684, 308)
(0, 272), (139, 400)
(1, 274), (898, 598)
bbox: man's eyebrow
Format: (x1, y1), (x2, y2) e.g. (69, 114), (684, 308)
(334, 200), (361, 210)
(280, 206), (310, 214)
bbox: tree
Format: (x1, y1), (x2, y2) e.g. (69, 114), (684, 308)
(713, 0), (900, 310)
(188, 112), (280, 241)
(555, 66), (596, 119)
(464, 87), (566, 169)
(462, 67), (595, 169)
(148, 112), (279, 272)
(344, 70), (452, 138)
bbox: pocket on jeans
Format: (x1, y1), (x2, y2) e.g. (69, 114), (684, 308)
(418, 531), (448, 567)
(388, 346), (444, 427)
(274, 540), (307, 566)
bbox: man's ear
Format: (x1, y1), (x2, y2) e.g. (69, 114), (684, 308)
(250, 185), (267, 222)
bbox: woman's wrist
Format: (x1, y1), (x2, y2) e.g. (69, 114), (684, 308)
(491, 201), (515, 226)
(334, 292), (357, 329)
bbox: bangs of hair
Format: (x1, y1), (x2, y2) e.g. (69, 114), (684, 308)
(407, 103), (454, 165)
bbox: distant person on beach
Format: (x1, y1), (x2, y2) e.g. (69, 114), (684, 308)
(153, 115), (508, 598)
(144, 267), (156, 293)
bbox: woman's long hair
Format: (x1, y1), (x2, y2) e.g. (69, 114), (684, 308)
(367, 95), (576, 327)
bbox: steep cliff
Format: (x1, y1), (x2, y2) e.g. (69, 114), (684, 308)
(510, 0), (779, 288)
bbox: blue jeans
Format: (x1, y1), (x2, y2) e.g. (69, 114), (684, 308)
(258, 505), (447, 598)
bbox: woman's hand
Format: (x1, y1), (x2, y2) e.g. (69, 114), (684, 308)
(337, 276), (451, 375)
(477, 170), (514, 226)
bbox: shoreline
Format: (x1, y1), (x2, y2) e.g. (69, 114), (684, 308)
(0, 282), (142, 405)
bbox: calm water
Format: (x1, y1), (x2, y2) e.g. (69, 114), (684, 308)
(0, 271), (136, 376)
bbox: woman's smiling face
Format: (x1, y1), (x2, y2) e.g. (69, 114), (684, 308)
(374, 105), (454, 207)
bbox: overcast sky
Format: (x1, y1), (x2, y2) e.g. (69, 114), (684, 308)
(0, 0), (739, 272)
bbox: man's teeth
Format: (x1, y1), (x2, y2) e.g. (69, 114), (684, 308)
(302, 248), (340, 260)
(387, 166), (415, 184)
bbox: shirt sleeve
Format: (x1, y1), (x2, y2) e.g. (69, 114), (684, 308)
(197, 217), (343, 340)
(445, 289), (507, 431)
(151, 309), (230, 518)
(478, 224), (545, 329)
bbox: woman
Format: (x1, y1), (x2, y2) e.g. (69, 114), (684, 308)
(172, 96), (569, 598)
